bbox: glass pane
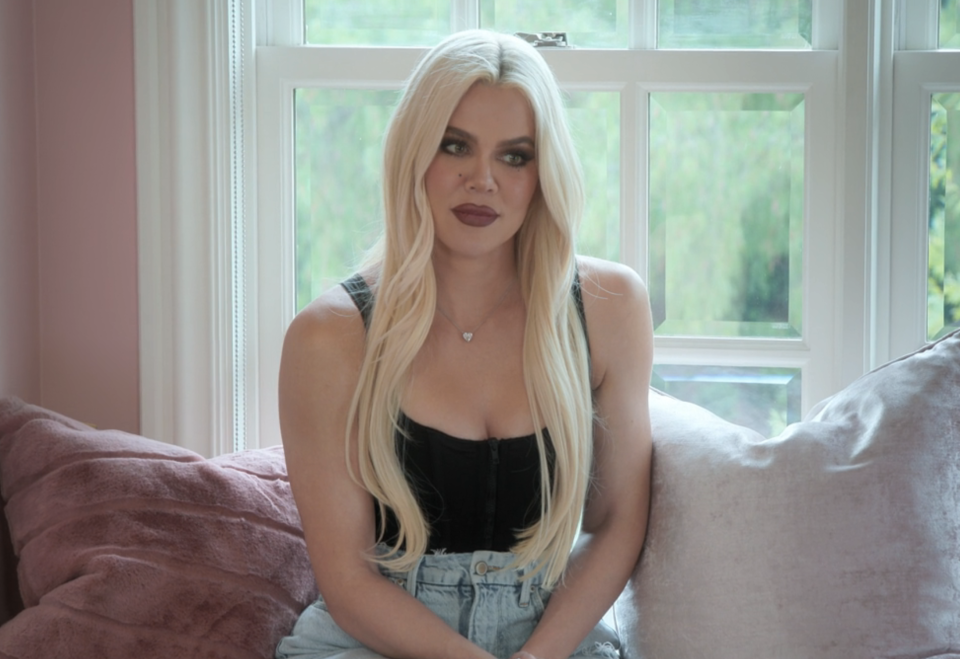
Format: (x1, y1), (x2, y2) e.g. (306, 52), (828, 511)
(567, 91), (620, 261)
(303, 0), (449, 46)
(652, 364), (801, 437)
(480, 0), (628, 49)
(648, 92), (805, 338)
(928, 92), (960, 340)
(942, 0), (960, 49)
(294, 89), (398, 311)
(658, 0), (813, 49)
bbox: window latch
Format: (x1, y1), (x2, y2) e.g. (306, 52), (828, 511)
(514, 32), (569, 48)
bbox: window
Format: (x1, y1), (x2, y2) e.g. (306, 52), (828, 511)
(255, 0), (841, 445)
(890, 0), (960, 353)
(134, 0), (952, 453)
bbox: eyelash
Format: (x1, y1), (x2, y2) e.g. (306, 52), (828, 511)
(439, 138), (534, 169)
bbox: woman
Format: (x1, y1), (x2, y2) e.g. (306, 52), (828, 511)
(276, 30), (653, 659)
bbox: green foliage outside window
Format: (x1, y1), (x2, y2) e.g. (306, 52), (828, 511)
(929, 93), (960, 340)
(304, 0), (812, 49)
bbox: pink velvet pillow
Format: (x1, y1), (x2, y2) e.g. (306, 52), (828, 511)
(618, 329), (960, 658)
(0, 397), (317, 659)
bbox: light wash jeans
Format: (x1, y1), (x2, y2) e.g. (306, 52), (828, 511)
(275, 549), (620, 659)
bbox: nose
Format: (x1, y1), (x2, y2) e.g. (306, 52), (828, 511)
(464, 158), (497, 193)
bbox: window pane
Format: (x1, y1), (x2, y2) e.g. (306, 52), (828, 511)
(649, 92), (805, 338)
(568, 91), (620, 261)
(652, 364), (801, 437)
(294, 89), (397, 310)
(942, 0), (959, 49)
(480, 0), (628, 49)
(658, 0), (812, 49)
(303, 0), (450, 46)
(928, 92), (960, 340)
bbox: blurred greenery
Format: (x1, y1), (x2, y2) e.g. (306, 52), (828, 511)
(304, 0), (450, 46)
(659, 0), (812, 49)
(928, 92), (960, 340)
(294, 89), (397, 309)
(648, 92), (804, 338)
(305, 0), (812, 49)
(566, 92), (620, 262)
(479, 0), (628, 48)
(942, 0), (959, 49)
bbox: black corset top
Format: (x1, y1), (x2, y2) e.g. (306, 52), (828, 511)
(375, 414), (554, 553)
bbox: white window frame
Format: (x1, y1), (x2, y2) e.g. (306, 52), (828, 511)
(136, 0), (943, 452)
(254, 2), (843, 448)
(888, 1), (960, 357)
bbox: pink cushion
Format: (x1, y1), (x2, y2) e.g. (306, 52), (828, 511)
(619, 329), (960, 658)
(0, 397), (317, 659)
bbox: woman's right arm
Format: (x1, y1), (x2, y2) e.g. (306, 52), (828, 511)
(279, 286), (494, 659)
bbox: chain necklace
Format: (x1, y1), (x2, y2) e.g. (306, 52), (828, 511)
(435, 277), (516, 342)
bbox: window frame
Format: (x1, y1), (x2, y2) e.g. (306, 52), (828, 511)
(255, 10), (843, 448)
(888, 2), (960, 355)
(136, 0), (941, 452)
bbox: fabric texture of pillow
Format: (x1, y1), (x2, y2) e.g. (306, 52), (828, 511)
(618, 329), (960, 659)
(0, 397), (317, 659)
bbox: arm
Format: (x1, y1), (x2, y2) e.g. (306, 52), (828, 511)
(279, 286), (496, 659)
(518, 258), (654, 659)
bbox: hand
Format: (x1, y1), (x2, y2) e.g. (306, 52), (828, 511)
(510, 652), (543, 659)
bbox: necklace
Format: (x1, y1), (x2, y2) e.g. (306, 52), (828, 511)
(436, 277), (516, 342)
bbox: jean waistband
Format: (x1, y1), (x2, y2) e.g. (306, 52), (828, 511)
(377, 548), (544, 606)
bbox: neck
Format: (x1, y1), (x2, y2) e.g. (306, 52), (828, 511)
(431, 250), (519, 325)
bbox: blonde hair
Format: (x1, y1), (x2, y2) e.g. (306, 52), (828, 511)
(346, 30), (591, 588)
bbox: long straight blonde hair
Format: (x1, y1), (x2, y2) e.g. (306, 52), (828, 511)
(346, 30), (592, 588)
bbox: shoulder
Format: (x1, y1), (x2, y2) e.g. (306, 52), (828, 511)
(283, 281), (367, 358)
(279, 280), (370, 416)
(576, 255), (650, 319)
(575, 256), (653, 386)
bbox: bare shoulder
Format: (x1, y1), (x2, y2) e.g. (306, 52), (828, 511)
(278, 281), (368, 450)
(575, 256), (653, 387)
(576, 255), (650, 324)
(283, 282), (367, 361)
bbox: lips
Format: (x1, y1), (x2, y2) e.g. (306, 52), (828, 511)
(451, 204), (499, 227)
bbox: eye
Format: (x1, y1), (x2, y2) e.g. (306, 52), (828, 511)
(502, 150), (534, 168)
(440, 138), (468, 156)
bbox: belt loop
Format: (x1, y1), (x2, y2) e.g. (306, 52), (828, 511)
(405, 555), (424, 598)
(519, 566), (532, 607)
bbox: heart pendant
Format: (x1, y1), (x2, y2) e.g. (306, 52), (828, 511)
(462, 332), (474, 342)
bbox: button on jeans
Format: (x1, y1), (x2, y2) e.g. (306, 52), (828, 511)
(275, 549), (621, 659)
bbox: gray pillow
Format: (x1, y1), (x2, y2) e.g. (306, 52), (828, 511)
(618, 329), (960, 659)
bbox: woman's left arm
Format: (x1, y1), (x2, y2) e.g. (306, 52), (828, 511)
(519, 258), (654, 659)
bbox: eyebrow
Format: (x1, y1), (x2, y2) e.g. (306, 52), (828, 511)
(444, 126), (535, 149)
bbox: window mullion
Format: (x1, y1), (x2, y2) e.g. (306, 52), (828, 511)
(452, 0), (479, 31)
(621, 83), (644, 277)
(812, 0), (842, 49)
(256, 0), (303, 46)
(630, 0), (657, 49)
(898, 0), (940, 50)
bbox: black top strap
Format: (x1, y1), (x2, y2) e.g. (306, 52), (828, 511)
(572, 270), (589, 348)
(341, 273), (374, 330)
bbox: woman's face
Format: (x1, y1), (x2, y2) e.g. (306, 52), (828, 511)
(424, 82), (540, 262)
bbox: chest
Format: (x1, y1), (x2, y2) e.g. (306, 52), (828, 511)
(403, 314), (533, 440)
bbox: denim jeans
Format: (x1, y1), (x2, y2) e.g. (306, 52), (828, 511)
(275, 549), (621, 659)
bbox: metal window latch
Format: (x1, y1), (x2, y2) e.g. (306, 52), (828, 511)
(514, 32), (569, 48)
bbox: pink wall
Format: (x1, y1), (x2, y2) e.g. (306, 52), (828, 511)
(0, 0), (140, 433)
(0, 0), (40, 404)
